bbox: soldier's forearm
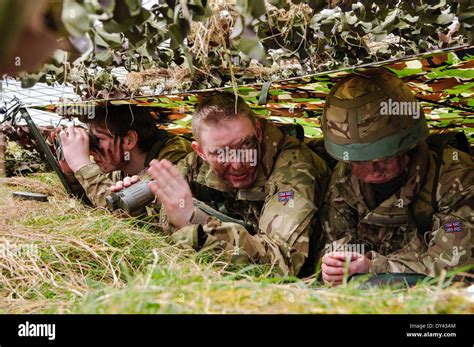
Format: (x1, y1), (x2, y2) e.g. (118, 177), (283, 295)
(74, 164), (115, 208)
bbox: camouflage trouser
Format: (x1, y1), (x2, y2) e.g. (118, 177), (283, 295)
(169, 220), (309, 276)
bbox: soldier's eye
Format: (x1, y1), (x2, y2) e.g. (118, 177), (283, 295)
(241, 136), (257, 149)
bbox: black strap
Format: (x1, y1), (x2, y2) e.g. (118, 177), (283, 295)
(410, 131), (469, 232)
(426, 131), (469, 214)
(190, 181), (227, 206)
(193, 199), (255, 233)
(275, 123), (305, 141)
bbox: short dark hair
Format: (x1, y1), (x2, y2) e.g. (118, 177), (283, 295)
(192, 92), (256, 141)
(87, 105), (164, 152)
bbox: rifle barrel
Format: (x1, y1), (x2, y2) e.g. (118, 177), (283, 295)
(19, 107), (76, 196)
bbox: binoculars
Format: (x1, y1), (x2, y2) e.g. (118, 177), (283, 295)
(54, 128), (99, 162)
(105, 181), (255, 233)
(106, 179), (155, 214)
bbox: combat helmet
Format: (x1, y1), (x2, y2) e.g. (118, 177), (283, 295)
(321, 68), (428, 162)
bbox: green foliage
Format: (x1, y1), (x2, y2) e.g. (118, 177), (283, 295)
(5, 141), (49, 176)
(17, 0), (473, 97)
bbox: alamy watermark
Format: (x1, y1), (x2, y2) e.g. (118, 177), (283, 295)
(0, 241), (39, 259)
(57, 102), (96, 119)
(216, 147), (258, 167)
(18, 321), (55, 341)
(380, 99), (421, 119)
(324, 243), (366, 256)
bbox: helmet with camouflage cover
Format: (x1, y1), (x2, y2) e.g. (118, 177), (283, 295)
(321, 68), (429, 162)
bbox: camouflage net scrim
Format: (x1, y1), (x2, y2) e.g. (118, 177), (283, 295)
(33, 46), (474, 147)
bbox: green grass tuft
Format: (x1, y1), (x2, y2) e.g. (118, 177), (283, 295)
(0, 174), (472, 314)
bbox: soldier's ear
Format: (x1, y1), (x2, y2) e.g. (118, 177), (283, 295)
(122, 130), (138, 151)
(191, 141), (207, 161)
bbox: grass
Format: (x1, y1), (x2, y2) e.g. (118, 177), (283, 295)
(0, 173), (473, 314)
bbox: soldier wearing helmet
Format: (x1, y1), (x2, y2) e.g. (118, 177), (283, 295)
(319, 68), (473, 285)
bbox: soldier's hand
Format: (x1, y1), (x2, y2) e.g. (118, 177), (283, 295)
(322, 252), (353, 285)
(322, 252), (371, 285)
(111, 175), (140, 192)
(59, 125), (91, 173)
(147, 159), (194, 229)
(349, 253), (371, 276)
(51, 130), (74, 174)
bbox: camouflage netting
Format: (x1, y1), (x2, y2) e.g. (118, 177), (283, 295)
(33, 46), (474, 146)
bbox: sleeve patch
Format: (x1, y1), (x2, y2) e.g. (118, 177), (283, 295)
(444, 220), (463, 233)
(278, 191), (294, 202)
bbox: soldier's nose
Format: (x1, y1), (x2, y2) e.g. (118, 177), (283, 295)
(370, 167), (386, 179)
(230, 160), (244, 171)
(372, 161), (386, 172)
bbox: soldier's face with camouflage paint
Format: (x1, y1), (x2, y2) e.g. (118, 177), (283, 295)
(350, 153), (409, 184)
(88, 124), (125, 173)
(192, 116), (263, 189)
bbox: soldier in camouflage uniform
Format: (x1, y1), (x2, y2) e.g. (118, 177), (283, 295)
(319, 68), (473, 284)
(58, 105), (192, 208)
(144, 93), (331, 276)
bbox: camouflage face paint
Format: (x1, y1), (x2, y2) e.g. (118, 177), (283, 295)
(350, 153), (409, 184)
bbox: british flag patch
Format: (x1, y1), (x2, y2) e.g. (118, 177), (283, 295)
(444, 220), (463, 233)
(278, 191), (294, 202)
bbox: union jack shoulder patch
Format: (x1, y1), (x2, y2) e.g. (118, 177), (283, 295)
(278, 191), (294, 202)
(444, 220), (463, 233)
